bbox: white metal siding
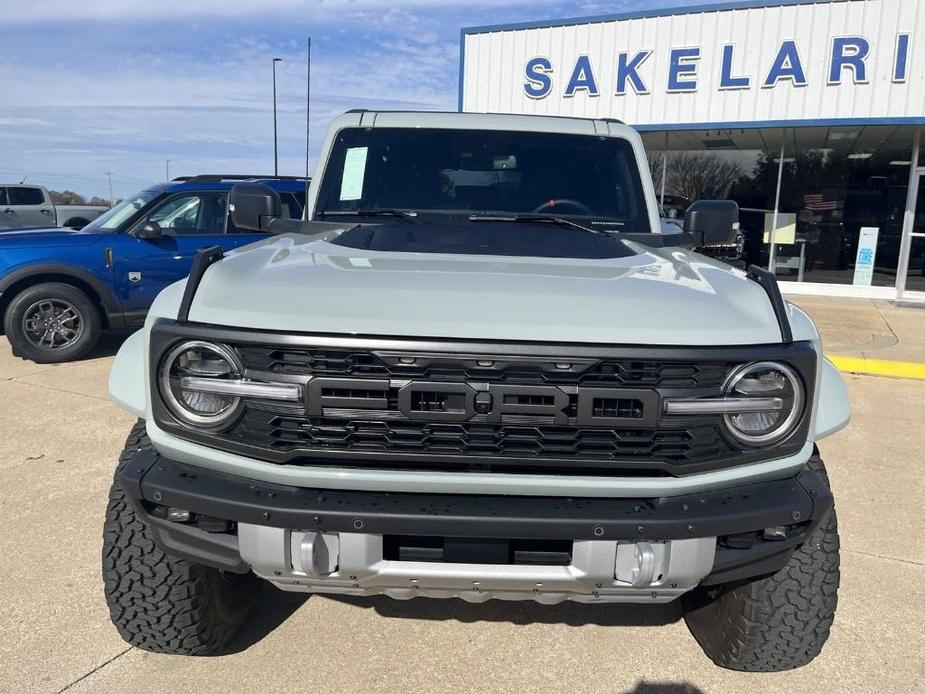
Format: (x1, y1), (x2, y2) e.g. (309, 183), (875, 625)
(461, 0), (925, 126)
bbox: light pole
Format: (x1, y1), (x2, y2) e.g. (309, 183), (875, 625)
(165, 159), (171, 180)
(105, 171), (114, 207)
(273, 57), (283, 175)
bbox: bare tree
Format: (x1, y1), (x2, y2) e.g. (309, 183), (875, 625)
(672, 152), (744, 201)
(87, 196), (111, 206)
(648, 153), (665, 192)
(648, 152), (744, 202)
(48, 190), (87, 205)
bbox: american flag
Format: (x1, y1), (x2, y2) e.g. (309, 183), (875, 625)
(803, 193), (840, 211)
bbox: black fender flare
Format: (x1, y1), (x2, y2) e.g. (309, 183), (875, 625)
(0, 263), (123, 327)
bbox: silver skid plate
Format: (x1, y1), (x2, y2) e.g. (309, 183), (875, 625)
(238, 525), (716, 604)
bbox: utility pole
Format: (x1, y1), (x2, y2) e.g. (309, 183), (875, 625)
(105, 171), (114, 207)
(166, 159), (171, 180)
(304, 37), (311, 218)
(273, 57), (283, 176)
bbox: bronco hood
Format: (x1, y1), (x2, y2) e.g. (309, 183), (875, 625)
(183, 235), (784, 346)
(0, 227), (106, 248)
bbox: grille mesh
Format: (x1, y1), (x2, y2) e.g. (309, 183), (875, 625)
(224, 409), (730, 475)
(240, 346), (731, 388)
(209, 344), (750, 475)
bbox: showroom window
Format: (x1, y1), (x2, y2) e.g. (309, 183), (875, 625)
(642, 125), (922, 294)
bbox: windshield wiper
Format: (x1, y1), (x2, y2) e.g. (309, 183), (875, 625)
(321, 208), (420, 222)
(468, 214), (607, 236)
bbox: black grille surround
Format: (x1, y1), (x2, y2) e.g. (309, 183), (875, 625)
(150, 320), (817, 477)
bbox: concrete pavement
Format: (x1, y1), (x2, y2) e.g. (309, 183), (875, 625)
(793, 295), (925, 371)
(0, 298), (923, 693)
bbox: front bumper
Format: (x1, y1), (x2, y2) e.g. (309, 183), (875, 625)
(120, 448), (833, 603)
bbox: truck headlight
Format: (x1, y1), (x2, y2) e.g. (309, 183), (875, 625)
(159, 340), (243, 428)
(723, 362), (804, 445)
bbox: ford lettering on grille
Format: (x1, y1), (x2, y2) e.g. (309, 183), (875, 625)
(306, 377), (659, 428)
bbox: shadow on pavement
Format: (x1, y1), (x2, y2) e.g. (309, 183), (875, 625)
(328, 594), (684, 627)
(224, 590), (685, 654)
(624, 684), (704, 694)
(83, 329), (136, 360)
(225, 587), (310, 654)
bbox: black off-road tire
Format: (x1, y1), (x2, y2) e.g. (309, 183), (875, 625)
(4, 282), (100, 363)
(102, 420), (262, 655)
(683, 451), (839, 671)
(63, 217), (90, 229)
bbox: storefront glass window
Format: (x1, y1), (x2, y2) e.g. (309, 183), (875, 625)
(643, 126), (919, 290)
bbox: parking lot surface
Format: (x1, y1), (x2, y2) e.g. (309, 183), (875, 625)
(1, 298), (923, 693)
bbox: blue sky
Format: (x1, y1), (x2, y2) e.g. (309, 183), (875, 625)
(0, 0), (728, 199)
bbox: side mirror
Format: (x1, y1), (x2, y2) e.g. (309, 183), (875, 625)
(136, 221), (163, 239)
(684, 199), (739, 248)
(230, 182), (281, 232)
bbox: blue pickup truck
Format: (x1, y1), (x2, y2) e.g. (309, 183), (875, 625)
(0, 175), (308, 363)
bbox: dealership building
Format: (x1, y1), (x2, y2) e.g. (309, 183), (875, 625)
(460, 0), (925, 299)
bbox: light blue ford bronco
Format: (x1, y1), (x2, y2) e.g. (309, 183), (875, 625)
(103, 111), (849, 671)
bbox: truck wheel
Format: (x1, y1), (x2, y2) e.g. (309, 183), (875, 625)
(683, 451), (839, 671)
(102, 421), (262, 655)
(4, 282), (100, 363)
(64, 217), (90, 229)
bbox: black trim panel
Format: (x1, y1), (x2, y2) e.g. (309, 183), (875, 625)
(177, 246), (224, 322)
(747, 265), (793, 344)
(151, 317), (812, 361)
(121, 448), (832, 543)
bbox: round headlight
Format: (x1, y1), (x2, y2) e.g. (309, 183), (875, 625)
(723, 361), (804, 445)
(159, 340), (243, 428)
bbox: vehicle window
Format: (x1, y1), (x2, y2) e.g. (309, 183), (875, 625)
(8, 187), (45, 206)
(281, 191), (305, 220)
(148, 193), (228, 235)
(0, 188), (7, 205)
(314, 128), (650, 233)
(82, 189), (161, 231)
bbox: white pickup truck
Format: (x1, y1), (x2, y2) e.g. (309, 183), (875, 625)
(0, 184), (109, 230)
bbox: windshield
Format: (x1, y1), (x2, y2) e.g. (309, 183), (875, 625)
(314, 128), (651, 233)
(82, 189), (161, 231)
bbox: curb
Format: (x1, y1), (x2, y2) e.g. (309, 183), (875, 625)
(827, 355), (925, 381)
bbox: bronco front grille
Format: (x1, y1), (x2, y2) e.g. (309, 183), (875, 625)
(238, 345), (732, 388)
(221, 409), (731, 476)
(225, 346), (744, 475)
(150, 323), (817, 476)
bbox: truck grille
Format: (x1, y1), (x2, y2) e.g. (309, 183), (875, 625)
(150, 325), (816, 477)
(238, 346), (732, 388)
(223, 408), (731, 476)
(195, 344), (748, 476)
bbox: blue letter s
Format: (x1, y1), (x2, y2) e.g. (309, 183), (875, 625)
(524, 57), (552, 99)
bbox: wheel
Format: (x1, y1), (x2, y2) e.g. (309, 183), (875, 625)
(63, 217), (90, 229)
(683, 451), (839, 671)
(102, 421), (262, 655)
(3, 282), (100, 363)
